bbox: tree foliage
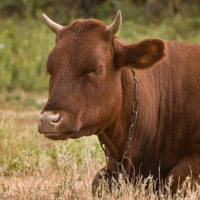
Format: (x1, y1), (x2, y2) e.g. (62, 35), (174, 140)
(0, 0), (200, 20)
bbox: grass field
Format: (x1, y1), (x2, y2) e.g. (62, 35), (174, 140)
(1, 12), (200, 199)
(0, 93), (200, 199)
(0, 92), (105, 199)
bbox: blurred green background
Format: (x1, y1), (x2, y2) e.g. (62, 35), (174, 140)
(1, 0), (200, 92)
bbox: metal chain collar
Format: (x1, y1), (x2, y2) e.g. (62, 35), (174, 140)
(100, 69), (139, 176)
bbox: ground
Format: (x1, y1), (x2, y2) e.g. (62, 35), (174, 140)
(0, 92), (200, 199)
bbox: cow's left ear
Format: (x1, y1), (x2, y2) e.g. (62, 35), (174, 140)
(114, 38), (166, 69)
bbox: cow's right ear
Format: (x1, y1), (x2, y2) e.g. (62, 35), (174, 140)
(114, 38), (166, 69)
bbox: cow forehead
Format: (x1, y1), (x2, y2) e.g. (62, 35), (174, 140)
(55, 19), (110, 55)
(47, 19), (113, 73)
(49, 32), (112, 73)
(56, 32), (109, 53)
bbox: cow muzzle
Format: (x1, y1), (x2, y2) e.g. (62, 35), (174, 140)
(38, 112), (61, 134)
(38, 111), (81, 136)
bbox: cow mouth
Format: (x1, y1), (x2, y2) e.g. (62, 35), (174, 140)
(44, 132), (61, 139)
(43, 131), (72, 136)
(38, 129), (59, 136)
(42, 130), (75, 140)
(43, 132), (59, 135)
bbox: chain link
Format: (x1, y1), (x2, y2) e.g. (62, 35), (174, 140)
(100, 69), (139, 176)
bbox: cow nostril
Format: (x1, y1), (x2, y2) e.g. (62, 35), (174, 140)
(52, 114), (61, 123)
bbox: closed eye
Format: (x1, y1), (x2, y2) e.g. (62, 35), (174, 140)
(89, 69), (102, 75)
(82, 64), (103, 77)
(88, 65), (103, 75)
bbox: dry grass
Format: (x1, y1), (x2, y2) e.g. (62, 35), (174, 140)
(1, 170), (200, 199)
(0, 158), (96, 199)
(0, 93), (200, 199)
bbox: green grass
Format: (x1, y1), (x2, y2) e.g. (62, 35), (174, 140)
(1, 13), (200, 91)
(0, 17), (52, 91)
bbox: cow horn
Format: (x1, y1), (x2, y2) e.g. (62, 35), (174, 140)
(107, 10), (122, 36)
(42, 13), (63, 35)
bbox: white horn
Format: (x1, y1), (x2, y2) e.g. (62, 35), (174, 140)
(107, 11), (122, 36)
(42, 13), (63, 35)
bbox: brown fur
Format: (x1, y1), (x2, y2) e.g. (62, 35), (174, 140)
(39, 18), (200, 194)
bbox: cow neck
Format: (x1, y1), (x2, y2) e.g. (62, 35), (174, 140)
(99, 69), (139, 176)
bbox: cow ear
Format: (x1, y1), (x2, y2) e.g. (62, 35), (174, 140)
(114, 38), (166, 69)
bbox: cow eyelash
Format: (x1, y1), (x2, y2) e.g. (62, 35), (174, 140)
(88, 69), (102, 75)
(92, 69), (98, 74)
(82, 69), (101, 76)
(89, 65), (103, 75)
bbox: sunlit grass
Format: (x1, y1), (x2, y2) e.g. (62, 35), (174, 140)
(0, 93), (200, 199)
(0, 98), (104, 199)
(0, 104), (104, 177)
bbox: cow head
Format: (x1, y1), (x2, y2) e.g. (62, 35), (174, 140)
(38, 11), (166, 140)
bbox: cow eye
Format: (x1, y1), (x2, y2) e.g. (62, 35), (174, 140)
(93, 70), (99, 74)
(89, 69), (102, 75)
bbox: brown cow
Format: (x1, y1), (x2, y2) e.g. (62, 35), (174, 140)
(38, 11), (200, 194)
